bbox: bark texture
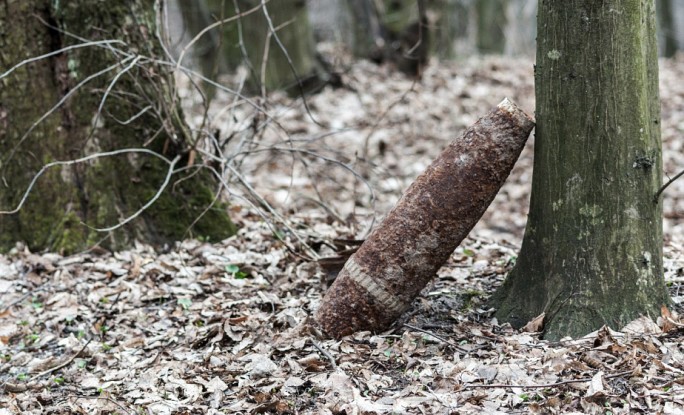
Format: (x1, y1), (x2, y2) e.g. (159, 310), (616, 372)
(476, 0), (507, 54)
(0, 0), (236, 253)
(182, 0), (323, 94)
(316, 99), (534, 338)
(491, 0), (669, 340)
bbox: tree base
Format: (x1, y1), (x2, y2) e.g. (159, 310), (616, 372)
(491, 256), (669, 341)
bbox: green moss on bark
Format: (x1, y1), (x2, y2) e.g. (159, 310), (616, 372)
(491, 0), (669, 340)
(0, 0), (236, 254)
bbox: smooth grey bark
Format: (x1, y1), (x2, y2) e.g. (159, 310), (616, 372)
(657, 0), (678, 57)
(491, 0), (670, 339)
(476, 0), (507, 54)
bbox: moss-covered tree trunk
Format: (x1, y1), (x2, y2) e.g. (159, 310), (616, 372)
(491, 0), (669, 339)
(0, 0), (236, 254)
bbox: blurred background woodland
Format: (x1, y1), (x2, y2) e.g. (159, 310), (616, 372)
(166, 0), (684, 90)
(3, 0), (684, 253)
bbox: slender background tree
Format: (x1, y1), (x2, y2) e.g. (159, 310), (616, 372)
(176, 0), (323, 95)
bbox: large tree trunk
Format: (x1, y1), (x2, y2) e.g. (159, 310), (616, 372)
(491, 0), (669, 340)
(0, 0), (236, 253)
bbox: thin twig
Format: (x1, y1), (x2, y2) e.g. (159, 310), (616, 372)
(403, 323), (469, 353)
(89, 55), (143, 141)
(0, 283), (50, 313)
(0, 39), (125, 81)
(0, 148), (173, 216)
(233, 0), (260, 87)
(89, 154), (181, 232)
(362, 80), (417, 158)
(1, 60), (124, 168)
(31, 338), (93, 381)
(156, 59), (276, 122)
(259, 17), (296, 98)
(224, 163), (319, 259)
(260, 0), (322, 127)
(110, 105), (153, 125)
(654, 169), (684, 203)
(72, 394), (134, 415)
(463, 370), (633, 389)
(200, 163), (317, 261)
(174, 1), (267, 76)
(232, 145), (376, 207)
(310, 338), (337, 369)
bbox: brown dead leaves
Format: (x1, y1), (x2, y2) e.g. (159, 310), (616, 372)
(2, 55), (684, 414)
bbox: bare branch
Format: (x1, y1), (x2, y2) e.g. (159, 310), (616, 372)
(0, 39), (125, 81)
(260, 0), (321, 126)
(310, 338), (337, 369)
(403, 324), (469, 353)
(174, 1), (268, 76)
(199, 162), (318, 260)
(1, 59), (129, 169)
(109, 105), (153, 125)
(654, 169), (684, 203)
(463, 370), (633, 390)
(89, 55), (144, 139)
(88, 154), (181, 232)
(31, 339), (93, 381)
(0, 148), (174, 215)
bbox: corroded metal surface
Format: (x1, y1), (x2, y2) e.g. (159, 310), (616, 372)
(315, 98), (535, 338)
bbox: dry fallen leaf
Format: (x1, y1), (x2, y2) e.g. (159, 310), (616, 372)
(585, 371), (605, 398)
(622, 316), (662, 335)
(522, 312), (545, 333)
(2, 55), (684, 415)
(659, 304), (677, 332)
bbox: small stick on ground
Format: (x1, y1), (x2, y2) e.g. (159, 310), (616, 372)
(403, 323), (469, 354)
(31, 338), (92, 381)
(310, 338), (337, 369)
(463, 370), (632, 389)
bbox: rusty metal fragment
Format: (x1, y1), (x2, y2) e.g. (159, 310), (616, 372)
(315, 98), (535, 339)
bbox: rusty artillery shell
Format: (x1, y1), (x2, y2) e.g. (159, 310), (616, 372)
(315, 98), (535, 338)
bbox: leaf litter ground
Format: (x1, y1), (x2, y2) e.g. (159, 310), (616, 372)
(3, 55), (684, 414)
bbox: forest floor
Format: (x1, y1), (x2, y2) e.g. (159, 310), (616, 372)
(3, 53), (684, 414)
